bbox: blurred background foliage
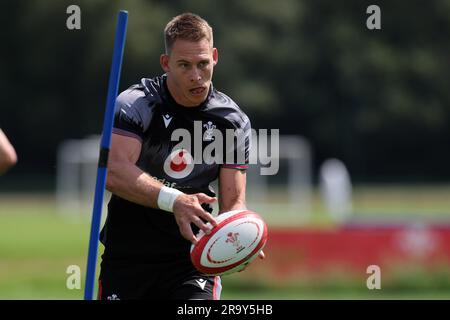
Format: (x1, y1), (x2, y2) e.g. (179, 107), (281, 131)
(1, 0), (449, 190)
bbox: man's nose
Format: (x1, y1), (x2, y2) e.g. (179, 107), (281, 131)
(190, 67), (202, 82)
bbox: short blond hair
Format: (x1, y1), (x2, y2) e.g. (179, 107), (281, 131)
(164, 13), (213, 54)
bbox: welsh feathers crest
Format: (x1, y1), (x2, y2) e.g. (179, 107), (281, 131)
(203, 121), (216, 141)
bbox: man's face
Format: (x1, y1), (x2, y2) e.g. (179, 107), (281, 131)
(161, 38), (218, 107)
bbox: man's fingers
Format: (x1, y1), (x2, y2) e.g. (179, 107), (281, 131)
(238, 251), (265, 273)
(259, 250), (265, 259)
(192, 216), (213, 235)
(180, 223), (197, 244)
(197, 209), (218, 227)
(195, 193), (217, 204)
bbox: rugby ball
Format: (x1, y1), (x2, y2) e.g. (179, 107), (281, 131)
(190, 209), (268, 276)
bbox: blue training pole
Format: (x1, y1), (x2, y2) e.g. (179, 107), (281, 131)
(84, 10), (128, 300)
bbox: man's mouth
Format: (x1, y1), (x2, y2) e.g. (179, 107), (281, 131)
(189, 86), (206, 95)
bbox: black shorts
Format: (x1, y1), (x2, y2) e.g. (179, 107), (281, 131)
(98, 259), (222, 300)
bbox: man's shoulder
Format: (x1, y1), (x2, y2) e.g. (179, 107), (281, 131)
(117, 76), (164, 109)
(207, 89), (251, 129)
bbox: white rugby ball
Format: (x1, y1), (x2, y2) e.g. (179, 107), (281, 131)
(190, 209), (268, 276)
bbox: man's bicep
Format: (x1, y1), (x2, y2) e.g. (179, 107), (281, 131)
(218, 167), (247, 213)
(109, 133), (142, 164)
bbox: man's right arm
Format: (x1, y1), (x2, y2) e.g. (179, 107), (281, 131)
(106, 133), (160, 207)
(106, 133), (217, 243)
(0, 129), (17, 175)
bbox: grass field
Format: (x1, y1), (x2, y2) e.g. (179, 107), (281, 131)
(1, 185), (450, 300)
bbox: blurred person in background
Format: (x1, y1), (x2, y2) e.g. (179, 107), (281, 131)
(0, 129), (17, 175)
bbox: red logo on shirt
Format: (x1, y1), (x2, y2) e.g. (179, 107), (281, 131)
(170, 150), (188, 172)
(163, 149), (194, 179)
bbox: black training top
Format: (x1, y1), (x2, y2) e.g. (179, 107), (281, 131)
(100, 74), (251, 264)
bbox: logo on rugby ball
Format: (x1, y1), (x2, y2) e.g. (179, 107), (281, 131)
(226, 232), (244, 253)
(163, 149), (194, 179)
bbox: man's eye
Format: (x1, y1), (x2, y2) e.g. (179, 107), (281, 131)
(199, 61), (208, 68)
(179, 63), (188, 68)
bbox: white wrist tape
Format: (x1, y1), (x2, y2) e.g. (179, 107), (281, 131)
(157, 186), (183, 213)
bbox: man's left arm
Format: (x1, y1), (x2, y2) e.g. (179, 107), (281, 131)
(218, 167), (247, 213)
(218, 167), (265, 261)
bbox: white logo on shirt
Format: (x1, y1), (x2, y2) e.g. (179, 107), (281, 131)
(163, 114), (172, 128)
(203, 121), (216, 141)
(195, 278), (207, 290)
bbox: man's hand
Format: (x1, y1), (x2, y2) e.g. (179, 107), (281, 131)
(173, 193), (218, 244)
(239, 250), (265, 273)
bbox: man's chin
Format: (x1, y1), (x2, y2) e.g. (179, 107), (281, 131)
(185, 94), (207, 107)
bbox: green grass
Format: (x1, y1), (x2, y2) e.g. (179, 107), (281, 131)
(221, 286), (450, 300)
(220, 266), (450, 300)
(0, 200), (90, 299)
(1, 185), (450, 299)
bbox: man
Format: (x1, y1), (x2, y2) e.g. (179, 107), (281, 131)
(0, 129), (17, 175)
(99, 12), (258, 300)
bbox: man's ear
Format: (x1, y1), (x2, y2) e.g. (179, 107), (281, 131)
(212, 48), (218, 66)
(160, 54), (170, 72)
